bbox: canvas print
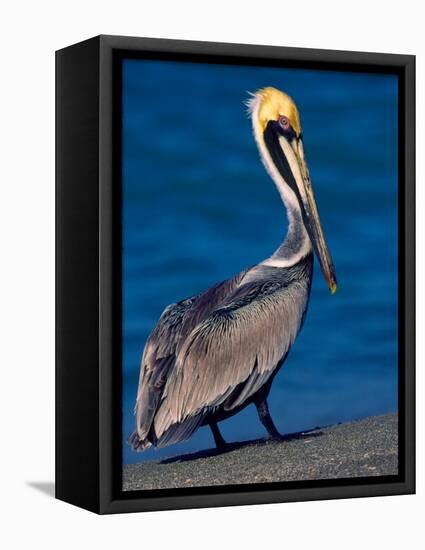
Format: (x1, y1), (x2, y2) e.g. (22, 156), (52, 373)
(121, 59), (398, 491)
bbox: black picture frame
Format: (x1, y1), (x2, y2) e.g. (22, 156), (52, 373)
(56, 35), (415, 514)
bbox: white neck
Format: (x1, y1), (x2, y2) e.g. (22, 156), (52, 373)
(249, 96), (312, 268)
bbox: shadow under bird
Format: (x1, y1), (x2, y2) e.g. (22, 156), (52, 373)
(129, 87), (337, 452)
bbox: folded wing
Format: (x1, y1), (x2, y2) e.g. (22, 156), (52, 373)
(130, 270), (247, 449)
(152, 276), (311, 446)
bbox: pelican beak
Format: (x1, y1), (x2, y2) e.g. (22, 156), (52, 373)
(296, 148), (337, 294)
(263, 121), (337, 294)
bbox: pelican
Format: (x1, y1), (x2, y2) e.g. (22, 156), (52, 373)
(129, 87), (337, 452)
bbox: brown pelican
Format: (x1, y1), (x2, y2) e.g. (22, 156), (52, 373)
(129, 87), (337, 452)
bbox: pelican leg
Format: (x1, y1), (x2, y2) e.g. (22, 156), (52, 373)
(209, 421), (227, 449)
(255, 399), (282, 440)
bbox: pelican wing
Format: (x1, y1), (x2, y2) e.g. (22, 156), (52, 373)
(131, 270), (247, 448)
(132, 297), (196, 444)
(153, 271), (311, 443)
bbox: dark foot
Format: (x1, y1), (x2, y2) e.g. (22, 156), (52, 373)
(255, 399), (283, 440)
(215, 441), (235, 452)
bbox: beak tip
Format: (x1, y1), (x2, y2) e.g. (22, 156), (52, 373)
(327, 273), (337, 295)
(328, 275), (337, 295)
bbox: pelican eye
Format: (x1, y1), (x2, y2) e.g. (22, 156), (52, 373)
(278, 115), (290, 131)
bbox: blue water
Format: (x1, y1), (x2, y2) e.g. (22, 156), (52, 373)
(122, 59), (398, 465)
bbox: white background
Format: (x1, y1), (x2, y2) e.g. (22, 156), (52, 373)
(0, 1), (422, 548)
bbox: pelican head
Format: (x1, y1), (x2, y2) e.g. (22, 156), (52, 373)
(248, 87), (337, 294)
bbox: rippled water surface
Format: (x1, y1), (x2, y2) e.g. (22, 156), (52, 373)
(121, 59), (398, 465)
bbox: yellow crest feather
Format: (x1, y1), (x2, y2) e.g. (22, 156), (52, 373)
(254, 87), (302, 136)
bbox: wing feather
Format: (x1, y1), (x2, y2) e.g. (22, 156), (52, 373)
(131, 270), (247, 447)
(153, 278), (310, 437)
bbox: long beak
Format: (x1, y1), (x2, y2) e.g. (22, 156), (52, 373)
(295, 146), (337, 294)
(263, 122), (337, 294)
